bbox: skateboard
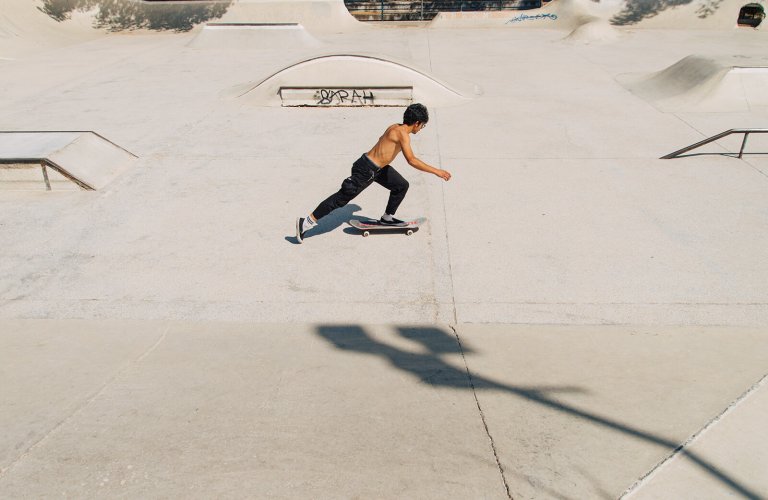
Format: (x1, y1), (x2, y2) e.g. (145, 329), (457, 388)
(348, 217), (426, 237)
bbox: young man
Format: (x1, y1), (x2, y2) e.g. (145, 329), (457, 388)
(296, 103), (451, 243)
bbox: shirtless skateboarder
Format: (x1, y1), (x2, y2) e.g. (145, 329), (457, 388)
(296, 103), (451, 243)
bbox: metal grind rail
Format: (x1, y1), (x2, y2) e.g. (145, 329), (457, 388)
(0, 157), (93, 190)
(662, 129), (768, 159)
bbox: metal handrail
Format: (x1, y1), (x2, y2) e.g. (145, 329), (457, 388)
(661, 129), (768, 159)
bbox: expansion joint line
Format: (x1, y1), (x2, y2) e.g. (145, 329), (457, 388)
(434, 109), (457, 325)
(620, 371), (768, 498)
(0, 327), (169, 478)
(450, 326), (512, 500)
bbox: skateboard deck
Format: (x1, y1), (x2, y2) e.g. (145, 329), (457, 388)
(349, 217), (426, 237)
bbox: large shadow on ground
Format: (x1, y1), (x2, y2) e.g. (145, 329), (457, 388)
(316, 324), (762, 499)
(39, 0), (231, 31)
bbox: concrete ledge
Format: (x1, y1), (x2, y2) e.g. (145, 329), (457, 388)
(188, 22), (321, 49)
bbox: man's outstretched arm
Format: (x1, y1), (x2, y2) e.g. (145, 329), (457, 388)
(400, 130), (451, 181)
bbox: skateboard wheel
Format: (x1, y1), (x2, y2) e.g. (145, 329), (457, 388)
(406, 230), (414, 236)
(363, 231), (370, 237)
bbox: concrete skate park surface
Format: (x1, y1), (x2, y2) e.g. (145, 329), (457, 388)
(1, 0), (768, 498)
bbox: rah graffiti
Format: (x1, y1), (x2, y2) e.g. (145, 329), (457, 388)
(315, 89), (375, 106)
(506, 13), (558, 23)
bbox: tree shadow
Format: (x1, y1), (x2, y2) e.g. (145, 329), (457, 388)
(39, 0), (232, 32)
(285, 204), (362, 244)
(316, 324), (763, 500)
(610, 0), (724, 26)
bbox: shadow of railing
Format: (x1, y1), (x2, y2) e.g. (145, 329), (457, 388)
(316, 324), (762, 499)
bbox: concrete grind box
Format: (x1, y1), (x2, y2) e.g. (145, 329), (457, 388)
(0, 132), (137, 191)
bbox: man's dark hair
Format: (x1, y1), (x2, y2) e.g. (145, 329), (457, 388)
(403, 103), (429, 125)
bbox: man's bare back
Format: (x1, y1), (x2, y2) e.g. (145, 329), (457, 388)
(366, 123), (451, 181)
(366, 124), (406, 167)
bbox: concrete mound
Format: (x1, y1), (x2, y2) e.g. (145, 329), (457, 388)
(188, 23), (321, 49)
(563, 18), (621, 43)
(231, 54), (480, 107)
(619, 55), (768, 112)
(218, 0), (366, 34)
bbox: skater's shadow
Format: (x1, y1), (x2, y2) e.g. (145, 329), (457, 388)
(286, 204), (363, 244)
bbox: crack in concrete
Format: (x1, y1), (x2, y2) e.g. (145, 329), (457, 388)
(450, 325), (512, 500)
(433, 108), (458, 325)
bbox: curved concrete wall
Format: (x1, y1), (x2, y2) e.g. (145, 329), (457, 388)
(234, 54), (478, 107)
(430, 0), (765, 31)
(0, 0), (103, 58)
(0, 0), (233, 58)
(611, 0), (766, 29)
(429, 0), (608, 30)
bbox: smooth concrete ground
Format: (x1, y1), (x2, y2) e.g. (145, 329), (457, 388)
(1, 27), (768, 325)
(2, 6), (768, 499)
(1, 320), (767, 498)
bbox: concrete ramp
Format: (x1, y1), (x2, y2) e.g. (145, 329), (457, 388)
(0, 0), (234, 58)
(217, 0), (366, 34)
(429, 0), (607, 30)
(619, 55), (768, 112)
(430, 0), (765, 31)
(563, 18), (621, 43)
(233, 54), (480, 107)
(0, 0), (104, 58)
(188, 22), (321, 49)
(0, 132), (137, 191)
(430, 0), (621, 44)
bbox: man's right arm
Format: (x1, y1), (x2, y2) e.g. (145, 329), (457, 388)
(399, 130), (451, 181)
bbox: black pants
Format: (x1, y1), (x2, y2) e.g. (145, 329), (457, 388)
(312, 154), (409, 220)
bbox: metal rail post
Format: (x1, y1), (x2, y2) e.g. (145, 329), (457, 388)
(41, 161), (51, 191)
(738, 133), (750, 159)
